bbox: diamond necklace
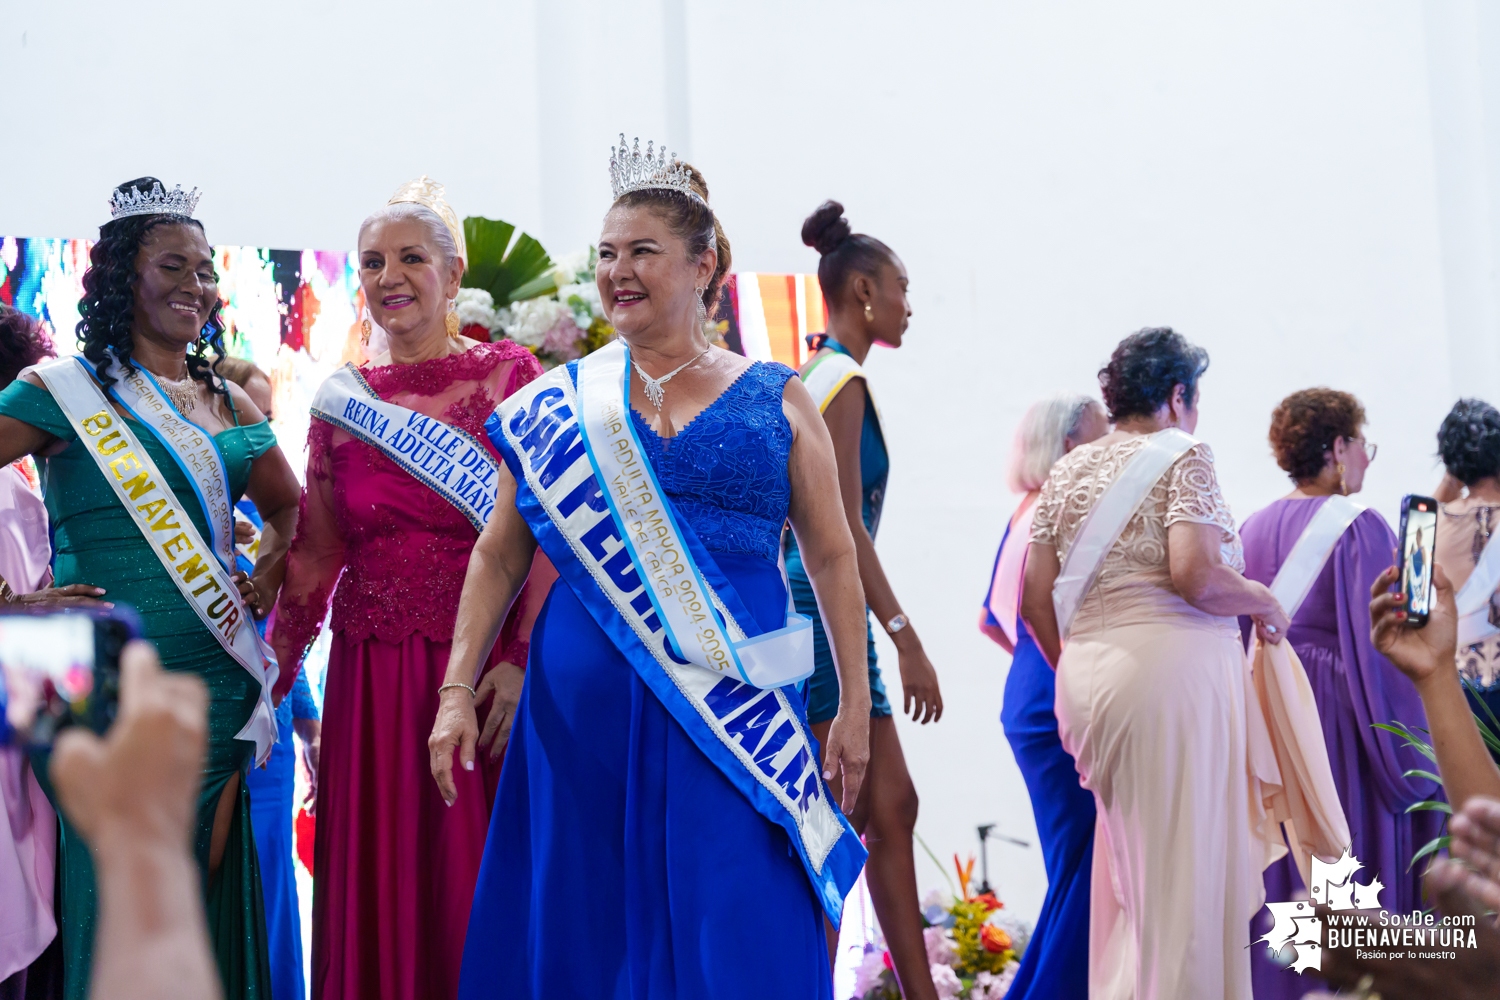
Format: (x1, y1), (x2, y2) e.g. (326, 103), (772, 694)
(635, 349), (708, 409)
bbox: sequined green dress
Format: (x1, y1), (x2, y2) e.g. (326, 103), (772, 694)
(0, 378), (274, 1000)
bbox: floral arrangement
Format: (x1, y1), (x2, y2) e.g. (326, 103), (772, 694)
(853, 856), (1030, 1000)
(456, 234), (614, 369)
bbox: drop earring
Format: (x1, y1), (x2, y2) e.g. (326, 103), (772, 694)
(694, 287), (708, 334)
(864, 302), (874, 323)
(446, 309), (461, 338)
(1337, 462), (1347, 495)
(361, 318), (372, 346)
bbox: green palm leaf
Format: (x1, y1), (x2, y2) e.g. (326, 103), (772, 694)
(461, 216), (553, 304)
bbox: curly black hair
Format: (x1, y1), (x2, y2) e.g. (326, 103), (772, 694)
(1097, 327), (1210, 423)
(76, 177), (227, 397)
(0, 304), (57, 389)
(1268, 388), (1367, 483)
(1438, 398), (1500, 486)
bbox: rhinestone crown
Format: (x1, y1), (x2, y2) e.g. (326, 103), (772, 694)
(109, 181), (201, 221)
(609, 134), (706, 206)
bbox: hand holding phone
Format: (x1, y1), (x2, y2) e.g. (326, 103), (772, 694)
(0, 607), (137, 748)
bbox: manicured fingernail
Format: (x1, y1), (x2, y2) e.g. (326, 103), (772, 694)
(464, 761), (473, 771)
(823, 769), (833, 780)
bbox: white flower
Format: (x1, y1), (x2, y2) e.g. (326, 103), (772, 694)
(930, 963), (962, 1000)
(453, 288), (500, 331)
(968, 962), (1021, 1000)
(557, 282), (604, 322)
(551, 247), (592, 283)
(500, 298), (578, 347)
(853, 948), (887, 997)
(923, 926), (957, 967)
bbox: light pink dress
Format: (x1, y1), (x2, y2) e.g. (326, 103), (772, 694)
(0, 459), (57, 982)
(1031, 439), (1268, 1000)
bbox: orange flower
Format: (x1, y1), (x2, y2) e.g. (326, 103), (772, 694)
(972, 891), (1003, 913)
(980, 924), (1012, 954)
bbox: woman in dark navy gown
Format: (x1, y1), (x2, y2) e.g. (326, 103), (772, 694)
(980, 393), (1107, 1000)
(429, 149), (873, 998)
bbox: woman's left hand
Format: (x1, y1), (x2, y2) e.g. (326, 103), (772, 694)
(897, 644), (944, 724)
(475, 661), (526, 761)
(1253, 605), (1290, 645)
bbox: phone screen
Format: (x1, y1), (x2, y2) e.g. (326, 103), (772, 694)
(0, 612), (116, 747)
(1400, 496), (1439, 623)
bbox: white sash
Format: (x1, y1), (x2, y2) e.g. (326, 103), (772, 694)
(310, 364), (501, 529)
(801, 350), (884, 428)
(576, 342), (814, 688)
(1268, 495), (1365, 621)
(1052, 429), (1199, 637)
(1456, 529), (1500, 646)
(35, 356), (277, 763)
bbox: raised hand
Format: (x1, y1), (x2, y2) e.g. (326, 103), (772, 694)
(1369, 563), (1458, 685)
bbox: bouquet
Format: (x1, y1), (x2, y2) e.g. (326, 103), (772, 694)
(853, 856), (1030, 1000)
(455, 215), (613, 369)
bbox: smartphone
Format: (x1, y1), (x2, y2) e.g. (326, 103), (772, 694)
(0, 607), (137, 748)
(1398, 495), (1439, 627)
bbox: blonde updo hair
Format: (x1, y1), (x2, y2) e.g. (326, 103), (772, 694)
(611, 162), (732, 312)
(357, 202), (463, 270)
(1008, 394), (1106, 493)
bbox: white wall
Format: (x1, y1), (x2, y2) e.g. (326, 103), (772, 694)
(5, 0), (1498, 924)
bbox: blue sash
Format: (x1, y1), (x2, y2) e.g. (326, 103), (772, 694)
(485, 343), (866, 924)
(311, 364), (501, 529)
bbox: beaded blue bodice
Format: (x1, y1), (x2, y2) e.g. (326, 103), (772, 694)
(589, 359), (797, 562)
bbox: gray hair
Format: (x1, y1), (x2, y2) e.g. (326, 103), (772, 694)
(357, 202), (462, 269)
(1008, 393), (1105, 493)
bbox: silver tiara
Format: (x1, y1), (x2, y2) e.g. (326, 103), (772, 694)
(109, 181), (201, 221)
(609, 135), (706, 206)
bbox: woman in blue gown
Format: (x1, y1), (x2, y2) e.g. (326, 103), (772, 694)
(979, 394), (1107, 1000)
(428, 146), (873, 998)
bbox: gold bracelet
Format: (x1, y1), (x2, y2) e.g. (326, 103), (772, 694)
(438, 682), (476, 698)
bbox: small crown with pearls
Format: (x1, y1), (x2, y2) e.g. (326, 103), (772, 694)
(109, 181), (201, 221)
(609, 134), (706, 206)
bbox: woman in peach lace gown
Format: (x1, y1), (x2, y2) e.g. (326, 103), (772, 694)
(1021, 329), (1289, 1000)
(270, 182), (544, 1000)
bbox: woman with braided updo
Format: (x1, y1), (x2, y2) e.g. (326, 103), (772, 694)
(1239, 388), (1437, 999)
(0, 177), (303, 999)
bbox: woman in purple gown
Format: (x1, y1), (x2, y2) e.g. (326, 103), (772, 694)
(1238, 389), (1441, 998)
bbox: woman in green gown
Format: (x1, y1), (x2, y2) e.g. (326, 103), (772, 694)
(0, 177), (302, 999)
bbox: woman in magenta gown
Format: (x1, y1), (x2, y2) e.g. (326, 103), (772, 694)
(1239, 389), (1440, 998)
(270, 179), (544, 1000)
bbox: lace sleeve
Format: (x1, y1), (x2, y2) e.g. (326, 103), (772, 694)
(269, 418), (345, 700)
(1029, 472), (1062, 547)
(1164, 444), (1233, 530)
